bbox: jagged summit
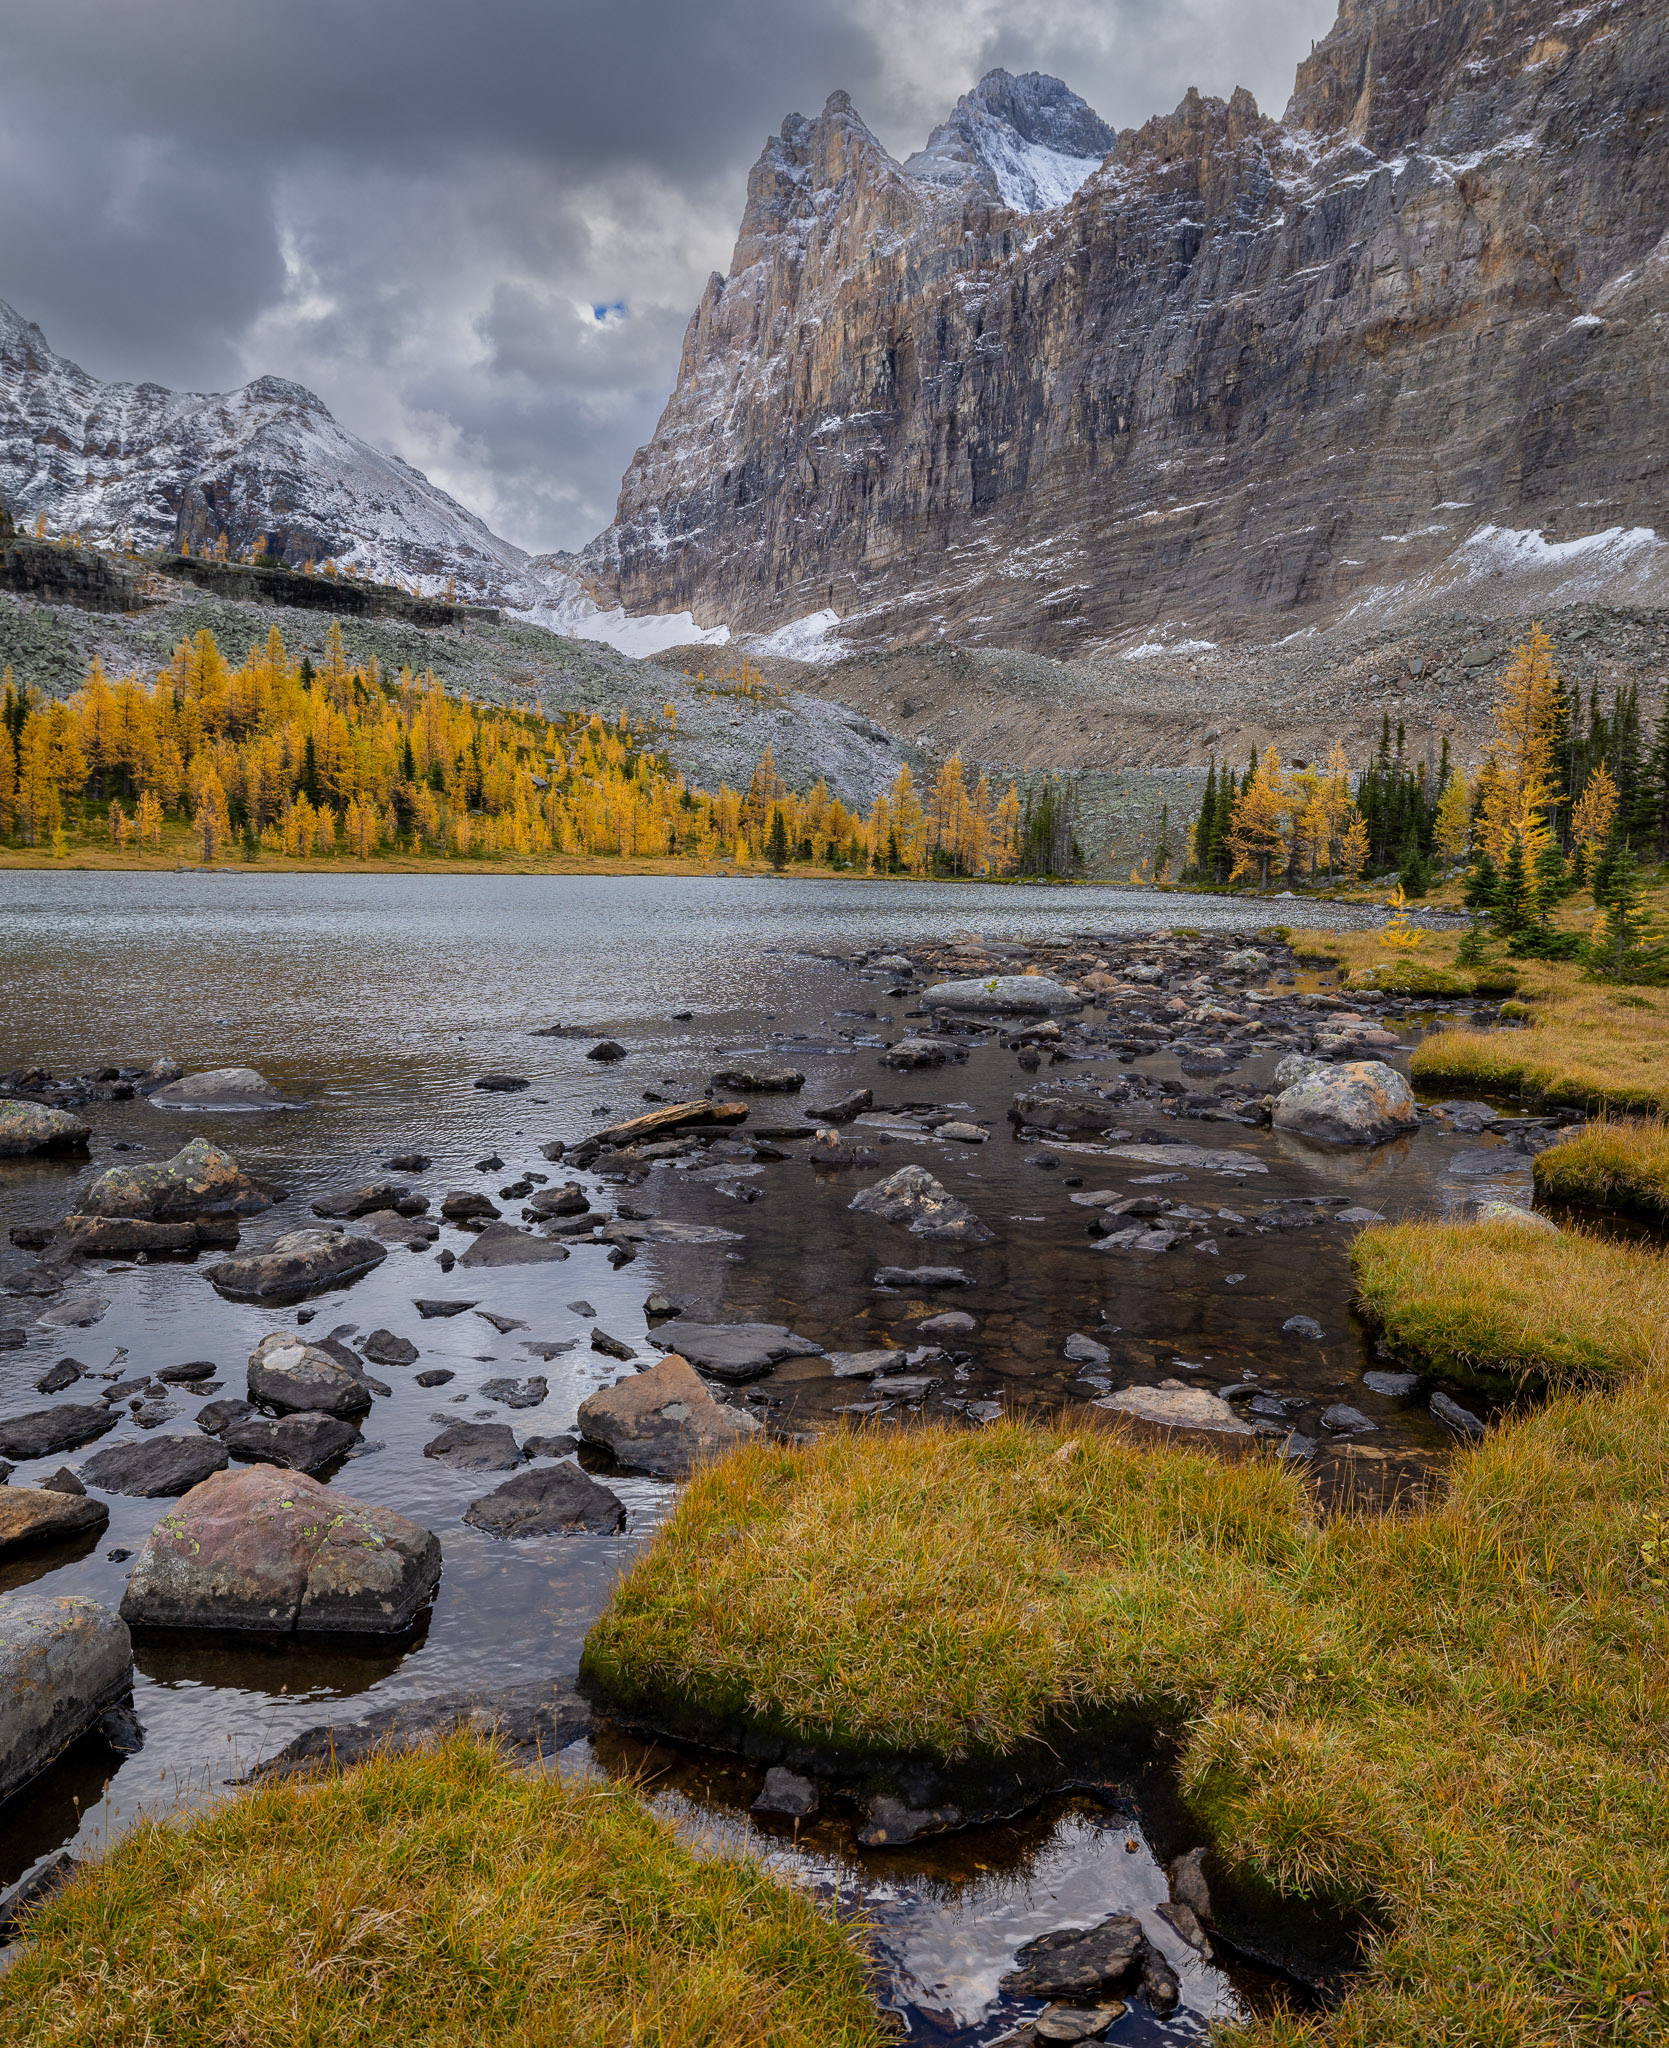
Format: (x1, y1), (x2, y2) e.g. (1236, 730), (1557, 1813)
(581, 0), (1669, 654)
(904, 69), (1115, 212)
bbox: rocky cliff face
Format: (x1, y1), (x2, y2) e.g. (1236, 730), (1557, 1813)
(0, 300), (542, 604)
(579, 1), (1669, 653)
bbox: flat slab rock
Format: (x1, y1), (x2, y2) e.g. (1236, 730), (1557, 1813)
(850, 1164), (993, 1244)
(0, 1594), (134, 1805)
(0, 1101), (91, 1156)
(464, 1464), (625, 1538)
(209, 1229), (387, 1304)
(222, 1411), (360, 1475)
(120, 1466), (441, 1635)
(424, 1422), (523, 1470)
(923, 975), (1084, 1015)
(81, 1435), (229, 1498)
(1095, 1381), (1255, 1435)
(0, 1485), (110, 1558)
(244, 1677), (590, 1782)
(1103, 1144), (1267, 1173)
(577, 1353), (759, 1479)
(0, 1404), (118, 1460)
(648, 1322), (823, 1383)
(458, 1221), (571, 1267)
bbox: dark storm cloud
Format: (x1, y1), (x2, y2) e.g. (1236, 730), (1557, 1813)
(0, 0), (1337, 551)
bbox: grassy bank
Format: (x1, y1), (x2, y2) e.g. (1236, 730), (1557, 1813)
(0, 1737), (888, 2047)
(585, 1239), (1669, 2045)
(1412, 976), (1669, 1114)
(1348, 1218), (1669, 1390)
(1532, 1117), (1669, 1226)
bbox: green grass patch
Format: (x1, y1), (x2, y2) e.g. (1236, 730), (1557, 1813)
(1349, 1219), (1669, 1391)
(1532, 1117), (1669, 1226)
(0, 1737), (888, 2048)
(586, 1233), (1669, 2047)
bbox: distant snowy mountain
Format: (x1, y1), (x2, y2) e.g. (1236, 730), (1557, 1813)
(0, 295), (724, 652)
(903, 70), (1114, 213)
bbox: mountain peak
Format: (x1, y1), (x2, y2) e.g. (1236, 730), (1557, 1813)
(904, 68), (1114, 212)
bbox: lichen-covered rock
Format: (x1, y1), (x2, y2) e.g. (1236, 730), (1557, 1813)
(247, 1333), (373, 1417)
(923, 975), (1084, 1014)
(849, 1163), (993, 1242)
(61, 1137), (274, 1253)
(1272, 1060), (1419, 1146)
(207, 1228), (386, 1303)
(0, 1102), (90, 1156)
(0, 1594), (133, 1804)
(577, 1354), (760, 1479)
(119, 1466), (441, 1634)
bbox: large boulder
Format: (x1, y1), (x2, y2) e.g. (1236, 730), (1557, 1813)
(849, 1164), (993, 1243)
(247, 1333), (372, 1418)
(60, 1137), (273, 1254)
(1009, 1091), (1131, 1136)
(577, 1354), (760, 1479)
(1272, 1060), (1420, 1146)
(0, 1404), (119, 1460)
(80, 1435), (229, 1498)
(120, 1466), (442, 1634)
(921, 974), (1083, 1015)
(207, 1228), (387, 1303)
(0, 1486), (110, 1559)
(0, 1103), (91, 1157)
(148, 1067), (295, 1110)
(0, 1594), (133, 1804)
(221, 1411), (359, 1475)
(464, 1465), (625, 1538)
(647, 1322), (823, 1384)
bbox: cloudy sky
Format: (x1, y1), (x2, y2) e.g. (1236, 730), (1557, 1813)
(0, 0), (1337, 555)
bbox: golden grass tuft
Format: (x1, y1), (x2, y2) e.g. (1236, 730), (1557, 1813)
(1348, 1218), (1669, 1388)
(0, 1738), (889, 2048)
(587, 1247), (1669, 2045)
(1531, 1116), (1669, 1225)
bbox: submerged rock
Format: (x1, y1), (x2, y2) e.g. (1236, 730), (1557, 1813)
(1272, 1060), (1419, 1147)
(0, 1102), (91, 1156)
(752, 1766), (819, 1819)
(0, 1485), (110, 1558)
(1000, 1912), (1146, 1999)
(850, 1164), (992, 1243)
(458, 1221), (571, 1266)
(463, 1464), (625, 1538)
(208, 1228), (387, 1304)
(247, 1334), (372, 1418)
(709, 1063), (804, 1092)
(576, 1354), (760, 1478)
(80, 1435), (229, 1498)
(244, 1677), (590, 1781)
(1431, 1389), (1486, 1437)
(0, 1594), (133, 1805)
(120, 1466), (441, 1633)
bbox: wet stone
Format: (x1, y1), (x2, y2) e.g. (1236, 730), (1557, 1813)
(247, 1334), (372, 1419)
(36, 1358), (83, 1395)
(479, 1376), (548, 1410)
(0, 1405), (119, 1460)
(1322, 1404), (1377, 1435)
(414, 1370), (455, 1388)
(1364, 1370), (1419, 1397)
(414, 1299), (477, 1319)
(577, 1354), (760, 1479)
(80, 1435), (229, 1497)
(752, 1766), (819, 1819)
(222, 1412), (360, 1475)
(1432, 1390), (1486, 1437)
(196, 1398), (256, 1436)
(361, 1330), (419, 1368)
(1000, 1912), (1145, 1999)
(463, 1464), (625, 1538)
(0, 1486), (110, 1558)
(208, 1229), (386, 1304)
(458, 1222), (570, 1267)
(424, 1422), (523, 1470)
(0, 1594), (132, 1805)
(649, 1322), (822, 1382)
(1282, 1315), (1326, 1341)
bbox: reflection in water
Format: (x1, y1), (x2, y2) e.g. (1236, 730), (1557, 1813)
(0, 874), (1468, 2029)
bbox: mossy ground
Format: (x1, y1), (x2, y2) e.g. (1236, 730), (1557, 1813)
(1532, 1116), (1669, 1225)
(585, 1219), (1669, 2046)
(0, 1738), (889, 2048)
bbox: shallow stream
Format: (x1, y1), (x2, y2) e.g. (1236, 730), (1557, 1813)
(0, 872), (1522, 2038)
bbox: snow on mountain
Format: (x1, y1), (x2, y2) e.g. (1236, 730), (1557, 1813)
(903, 69), (1114, 214)
(0, 294), (722, 654)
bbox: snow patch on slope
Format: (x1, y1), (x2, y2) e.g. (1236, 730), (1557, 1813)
(1336, 522), (1669, 628)
(744, 608), (849, 663)
(904, 69), (1113, 215)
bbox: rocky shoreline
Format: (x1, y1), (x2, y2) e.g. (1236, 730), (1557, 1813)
(0, 917), (1589, 2038)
